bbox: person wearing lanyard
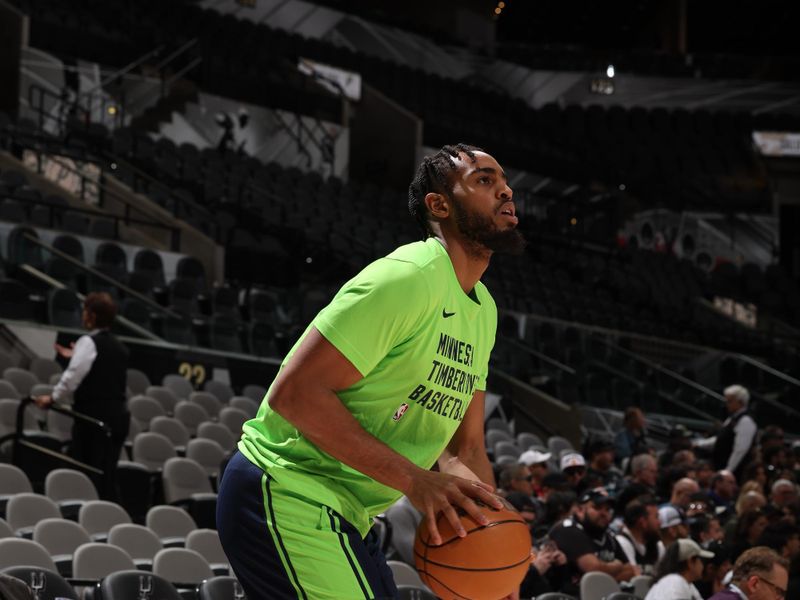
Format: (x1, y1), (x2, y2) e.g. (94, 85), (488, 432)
(708, 546), (788, 599)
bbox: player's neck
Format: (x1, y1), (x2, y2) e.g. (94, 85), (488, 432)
(434, 234), (490, 295)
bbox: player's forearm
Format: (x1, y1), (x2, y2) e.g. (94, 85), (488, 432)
(269, 382), (422, 495)
(440, 447), (495, 488)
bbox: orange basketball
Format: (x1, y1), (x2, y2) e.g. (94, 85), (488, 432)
(413, 499), (532, 600)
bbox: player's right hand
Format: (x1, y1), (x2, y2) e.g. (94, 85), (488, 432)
(405, 470), (503, 546)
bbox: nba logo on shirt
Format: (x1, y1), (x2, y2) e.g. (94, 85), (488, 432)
(392, 403), (409, 421)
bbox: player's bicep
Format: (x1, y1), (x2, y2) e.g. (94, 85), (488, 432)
(272, 327), (363, 399)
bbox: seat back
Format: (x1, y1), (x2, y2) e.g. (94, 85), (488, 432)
(72, 542), (136, 579)
(153, 548), (214, 584)
(229, 396), (258, 418)
(32, 518), (91, 557)
(146, 506), (197, 541)
(150, 417), (190, 449)
(186, 438), (226, 477)
(99, 570), (183, 600)
(185, 529), (228, 566)
(145, 386), (180, 413)
(162, 375), (194, 400)
(0, 538), (57, 570)
(189, 392), (222, 418)
(126, 369), (151, 395)
(2, 367), (37, 396)
(0, 464), (33, 495)
(6, 493), (61, 533)
(132, 432), (177, 471)
(28, 358), (62, 383)
(203, 380), (233, 403)
(78, 500), (131, 538)
(107, 523), (163, 562)
(162, 458), (213, 503)
(198, 576), (247, 600)
(2, 566), (78, 600)
(174, 401), (209, 436)
(197, 421), (236, 450)
(218, 407), (248, 435)
(241, 384), (265, 402)
(579, 571), (620, 600)
(44, 469), (99, 502)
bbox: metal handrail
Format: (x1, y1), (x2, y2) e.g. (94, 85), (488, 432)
(22, 233), (183, 321)
(498, 335), (577, 375)
(735, 353), (800, 387)
(592, 335), (725, 401)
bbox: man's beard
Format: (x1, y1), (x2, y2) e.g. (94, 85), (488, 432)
(580, 515), (608, 540)
(451, 197), (526, 256)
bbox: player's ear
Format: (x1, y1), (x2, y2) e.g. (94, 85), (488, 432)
(425, 192), (449, 218)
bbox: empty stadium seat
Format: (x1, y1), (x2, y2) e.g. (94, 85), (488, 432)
(218, 406), (248, 435)
(162, 375), (194, 401)
(185, 529), (229, 575)
(145, 386), (181, 414)
(146, 506), (197, 547)
(133, 432), (178, 471)
(6, 493), (61, 538)
(174, 401), (209, 436)
(153, 547), (213, 585)
(186, 438), (227, 479)
(0, 538), (57, 571)
(197, 421), (236, 451)
(72, 542), (136, 580)
(78, 500), (132, 542)
(203, 380), (233, 403)
(108, 523), (164, 571)
(188, 391), (222, 418)
(32, 518), (92, 576)
(149, 417), (190, 454)
(44, 469), (99, 520)
(99, 569), (183, 600)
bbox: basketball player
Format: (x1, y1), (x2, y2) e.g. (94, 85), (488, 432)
(217, 144), (525, 599)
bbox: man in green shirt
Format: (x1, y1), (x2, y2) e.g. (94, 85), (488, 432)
(217, 143), (525, 599)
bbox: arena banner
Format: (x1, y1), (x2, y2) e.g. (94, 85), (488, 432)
(752, 131), (800, 157)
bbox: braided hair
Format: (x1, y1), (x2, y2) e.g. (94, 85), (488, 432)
(407, 143), (482, 239)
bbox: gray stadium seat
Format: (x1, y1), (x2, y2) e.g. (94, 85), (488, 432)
(153, 548), (214, 585)
(44, 469), (98, 520)
(126, 369), (151, 396)
(108, 523), (163, 571)
(28, 358), (62, 383)
(229, 396), (259, 418)
(32, 518), (92, 576)
(146, 505), (197, 547)
(174, 401), (209, 436)
(149, 417), (190, 454)
(78, 500), (132, 542)
(133, 432), (177, 471)
(128, 395), (166, 430)
(146, 386), (180, 414)
(203, 380), (233, 404)
(188, 392), (222, 418)
(2, 367), (37, 396)
(0, 538), (57, 571)
(197, 421), (236, 451)
(72, 542), (136, 579)
(241, 384), (266, 402)
(6, 493), (61, 537)
(218, 407), (248, 435)
(162, 375), (194, 400)
(185, 529), (229, 575)
(186, 438), (227, 479)
(162, 457), (216, 504)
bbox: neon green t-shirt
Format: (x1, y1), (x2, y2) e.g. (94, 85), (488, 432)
(239, 238), (497, 536)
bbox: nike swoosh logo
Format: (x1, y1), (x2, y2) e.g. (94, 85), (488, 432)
(442, 309), (456, 318)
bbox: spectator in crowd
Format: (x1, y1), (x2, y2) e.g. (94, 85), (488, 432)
(694, 385), (757, 479)
(695, 541), (733, 599)
(536, 490), (578, 536)
(630, 453), (659, 493)
(710, 470), (738, 516)
(695, 460), (715, 492)
(540, 472), (572, 499)
(659, 505), (689, 548)
(560, 452), (587, 489)
(615, 497), (664, 576)
(708, 546), (788, 600)
(686, 493), (714, 518)
(519, 540), (568, 598)
(689, 513), (724, 547)
(614, 407), (648, 463)
(506, 491), (539, 526)
(670, 477), (701, 512)
(756, 521), (800, 563)
(674, 449), (698, 471)
(724, 491), (767, 545)
(659, 424), (694, 469)
(731, 510), (769, 561)
(499, 464), (536, 500)
(549, 488), (638, 595)
(741, 462), (768, 495)
(518, 449), (551, 499)
(585, 439), (624, 494)
(644, 538), (711, 600)
(34, 292), (129, 498)
(769, 479), (798, 510)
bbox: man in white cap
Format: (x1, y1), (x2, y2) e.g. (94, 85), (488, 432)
(518, 449), (551, 499)
(644, 539), (713, 600)
(561, 452), (587, 490)
(694, 384), (757, 480)
(659, 505), (689, 548)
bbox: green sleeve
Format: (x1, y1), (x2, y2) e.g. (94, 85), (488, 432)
(313, 260), (430, 377)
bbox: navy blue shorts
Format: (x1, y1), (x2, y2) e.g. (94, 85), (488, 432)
(217, 451), (398, 600)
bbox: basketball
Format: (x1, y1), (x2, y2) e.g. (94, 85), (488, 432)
(413, 499), (532, 600)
